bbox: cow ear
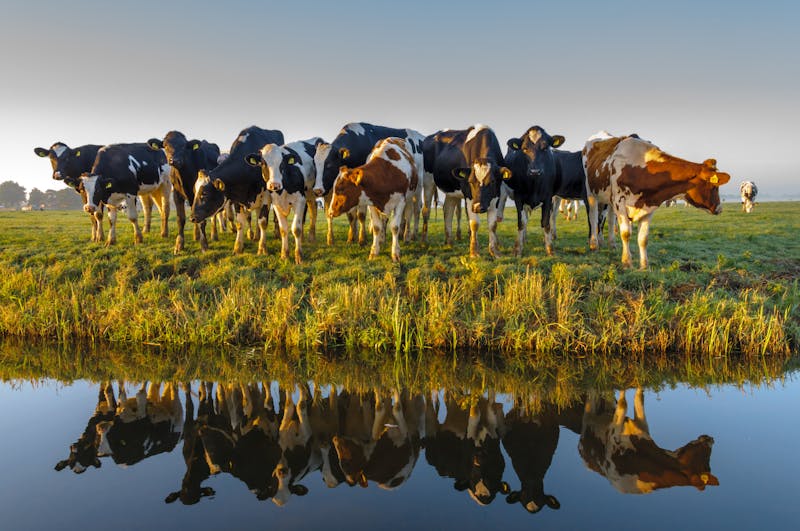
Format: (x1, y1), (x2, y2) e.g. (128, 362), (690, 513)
(506, 491), (520, 504)
(290, 484), (309, 496)
(189, 140), (201, 151)
(507, 138), (522, 151)
(451, 168), (469, 180)
(708, 172), (730, 186)
(213, 179), (225, 191)
(147, 138), (163, 151)
(546, 495), (560, 509)
(551, 135), (565, 148)
(164, 492), (180, 504)
(353, 169), (364, 185)
(339, 147), (350, 160)
(703, 158), (717, 169)
(500, 167), (512, 180)
(34, 147), (51, 157)
(55, 460), (68, 471)
(245, 153), (261, 167)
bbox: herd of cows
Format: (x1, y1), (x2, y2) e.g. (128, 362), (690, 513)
(35, 122), (757, 269)
(55, 381), (718, 510)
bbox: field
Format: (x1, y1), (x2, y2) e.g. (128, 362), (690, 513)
(0, 201), (798, 358)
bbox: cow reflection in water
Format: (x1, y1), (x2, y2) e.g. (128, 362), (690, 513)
(425, 391), (509, 506)
(579, 388), (719, 494)
(55, 381), (183, 473)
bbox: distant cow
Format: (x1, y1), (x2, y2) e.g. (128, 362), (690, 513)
(191, 126), (284, 254)
(34, 142), (105, 241)
(313, 122), (432, 243)
(328, 137), (419, 262)
(424, 125), (511, 257)
(147, 132), (221, 253)
(504, 126), (588, 256)
(579, 388), (719, 494)
(81, 143), (172, 245)
(740, 181), (758, 213)
(583, 132), (731, 268)
(559, 198), (580, 221)
(246, 137), (324, 263)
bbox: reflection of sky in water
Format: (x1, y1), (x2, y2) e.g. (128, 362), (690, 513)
(0, 377), (798, 530)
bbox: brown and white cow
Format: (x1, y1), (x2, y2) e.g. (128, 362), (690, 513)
(583, 132), (731, 269)
(328, 138), (419, 262)
(579, 388), (719, 494)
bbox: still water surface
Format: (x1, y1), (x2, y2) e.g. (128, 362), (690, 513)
(1, 374), (799, 530)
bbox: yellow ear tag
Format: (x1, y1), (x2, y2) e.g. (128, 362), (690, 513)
(75, 150), (81, 157)
(512, 142), (520, 150)
(192, 144), (199, 150)
(105, 182), (113, 189)
(288, 156), (295, 165)
(459, 170), (468, 178)
(710, 174), (718, 184)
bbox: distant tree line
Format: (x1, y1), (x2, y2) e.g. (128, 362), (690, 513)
(0, 181), (83, 210)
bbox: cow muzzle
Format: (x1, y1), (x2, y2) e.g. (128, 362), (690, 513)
(528, 168), (543, 177)
(313, 187), (325, 197)
(714, 204), (723, 215)
(53, 171), (62, 180)
(472, 203), (485, 214)
(84, 204), (96, 214)
(267, 182), (282, 192)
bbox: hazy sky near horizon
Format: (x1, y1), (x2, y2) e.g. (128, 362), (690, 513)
(2, 0), (798, 198)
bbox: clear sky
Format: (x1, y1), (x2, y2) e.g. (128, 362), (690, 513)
(2, 0), (798, 199)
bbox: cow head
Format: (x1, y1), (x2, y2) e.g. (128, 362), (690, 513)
(317, 144), (351, 196)
(507, 126), (565, 180)
(506, 488), (560, 514)
(81, 174), (113, 213)
(683, 159), (730, 215)
(246, 144), (297, 193)
(332, 435), (369, 488)
(34, 143), (87, 189)
(328, 166), (363, 217)
(190, 170), (225, 223)
(451, 159), (511, 214)
(151, 131), (202, 172)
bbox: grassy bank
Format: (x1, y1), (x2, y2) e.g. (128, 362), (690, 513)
(1, 202), (798, 356)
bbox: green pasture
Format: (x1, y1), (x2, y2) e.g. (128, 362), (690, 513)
(0, 201), (798, 357)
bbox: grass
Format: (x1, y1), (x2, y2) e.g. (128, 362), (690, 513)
(0, 201), (798, 357)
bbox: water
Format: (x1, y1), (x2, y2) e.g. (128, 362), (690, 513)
(1, 370), (799, 530)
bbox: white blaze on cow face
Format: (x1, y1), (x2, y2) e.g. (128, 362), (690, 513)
(237, 133), (249, 144)
(52, 144), (67, 158)
(260, 144), (284, 192)
(313, 143), (332, 196)
(346, 123), (366, 136)
(473, 161), (492, 186)
(81, 175), (99, 212)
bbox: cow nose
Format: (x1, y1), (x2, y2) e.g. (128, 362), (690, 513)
(267, 182), (282, 192)
(714, 204), (723, 215)
(472, 203), (483, 214)
(276, 465), (288, 478)
(528, 169), (543, 177)
(313, 188), (324, 197)
(53, 171), (62, 179)
(84, 204), (96, 214)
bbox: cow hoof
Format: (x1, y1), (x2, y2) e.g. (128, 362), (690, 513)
(135, 235), (143, 244)
(368, 253), (377, 260)
(545, 246), (553, 256)
(210, 234), (219, 242)
(294, 254), (302, 265)
(392, 254), (400, 263)
(233, 245), (244, 254)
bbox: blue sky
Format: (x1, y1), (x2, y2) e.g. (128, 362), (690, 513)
(2, 0), (798, 198)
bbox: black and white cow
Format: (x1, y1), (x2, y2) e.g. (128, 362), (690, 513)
(312, 122), (432, 243)
(81, 143), (172, 245)
(504, 126), (589, 256)
(55, 381), (116, 474)
(740, 181), (758, 213)
(423, 125), (511, 257)
(190, 126), (284, 254)
(245, 137), (324, 263)
(34, 142), (105, 241)
(147, 132), (221, 253)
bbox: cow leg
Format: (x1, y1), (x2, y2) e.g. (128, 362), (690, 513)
(357, 206), (367, 246)
(174, 193), (186, 253)
(637, 213), (653, 270)
(196, 221), (209, 251)
(306, 194), (317, 243)
(607, 208), (618, 249)
(257, 208), (269, 256)
(455, 198), (463, 241)
(421, 172), (435, 243)
(127, 196), (144, 244)
(487, 203), (501, 258)
(292, 200), (305, 264)
(586, 194), (600, 250)
(273, 207), (289, 259)
(541, 201), (554, 256)
(633, 388), (649, 433)
(391, 199), (405, 262)
(106, 208), (118, 246)
(325, 193), (334, 245)
(346, 211), (357, 243)
(210, 213), (219, 241)
(467, 207), (480, 258)
(401, 193), (414, 243)
(158, 188), (170, 238)
(514, 199), (527, 256)
(368, 207), (383, 260)
(91, 211), (104, 242)
(140, 195), (153, 234)
(443, 195), (458, 245)
(550, 197), (559, 241)
(613, 390), (628, 428)
(233, 208), (247, 254)
(617, 212), (633, 268)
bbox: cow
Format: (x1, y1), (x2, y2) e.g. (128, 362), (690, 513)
(559, 198), (580, 221)
(424, 391), (509, 505)
(245, 137), (325, 263)
(314, 142), (368, 245)
(504, 126), (589, 256)
(81, 143), (172, 245)
(502, 400), (562, 514)
(272, 383), (316, 506)
(146, 132), (221, 253)
(423, 125), (511, 257)
(34, 142), (105, 241)
(190, 126), (284, 254)
(313, 122), (432, 243)
(740, 181), (758, 213)
(583, 132), (731, 268)
(579, 388), (719, 494)
(328, 137), (420, 262)
(331, 389), (423, 491)
(55, 381), (116, 474)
